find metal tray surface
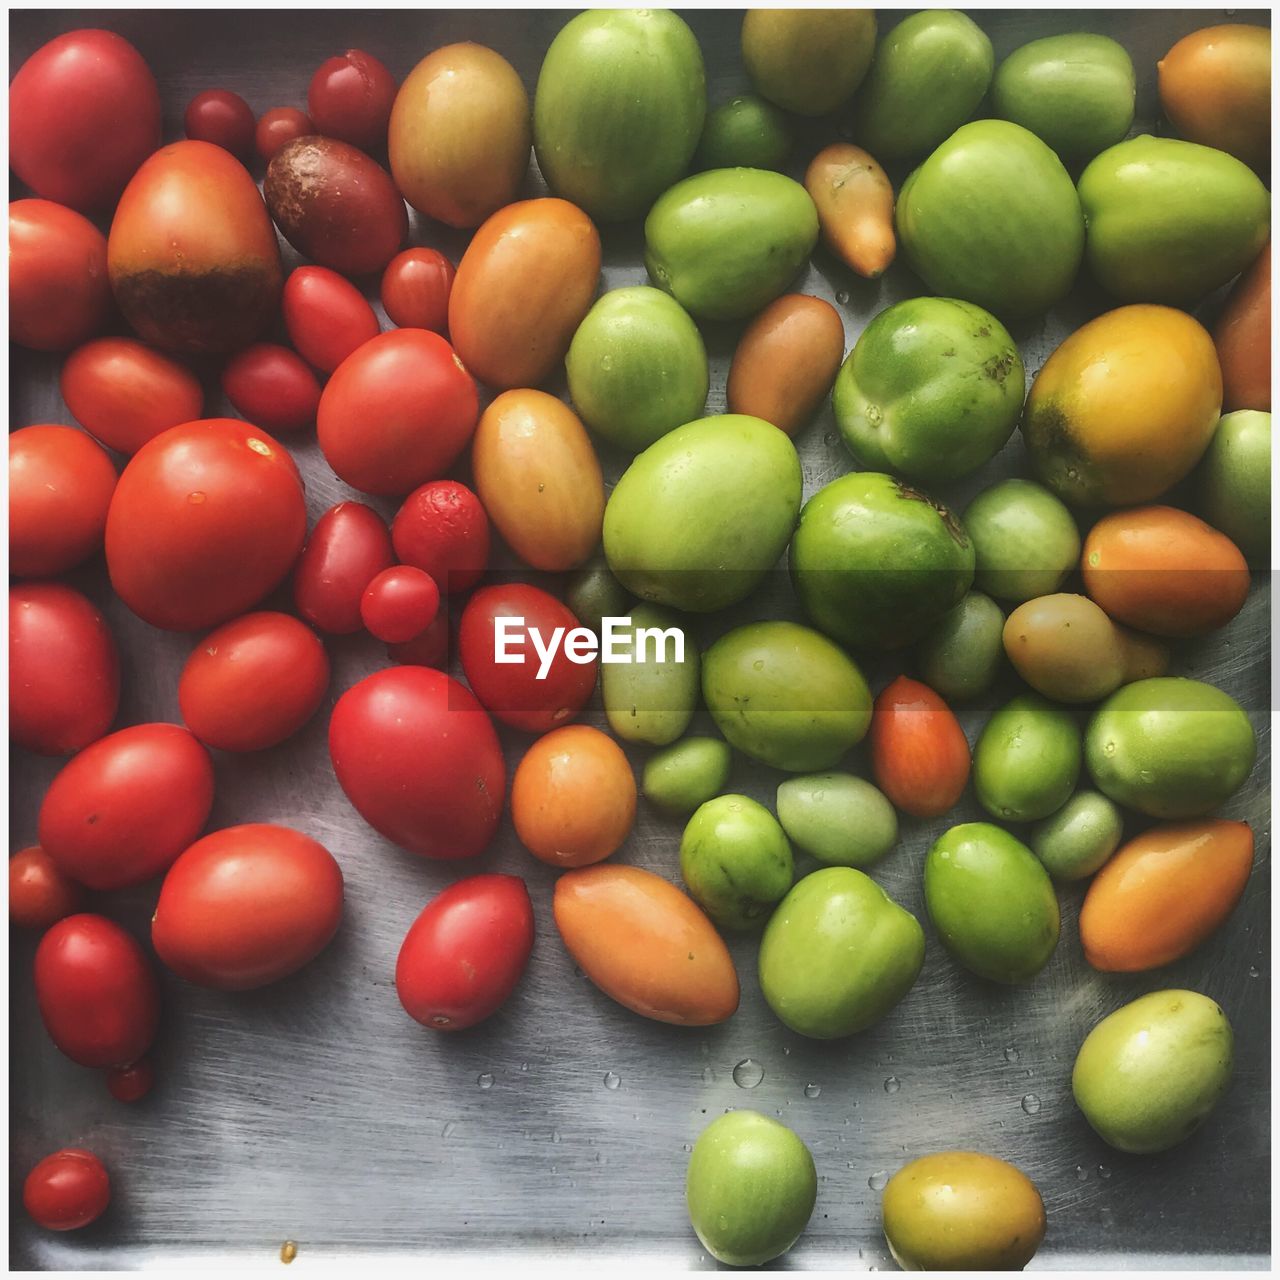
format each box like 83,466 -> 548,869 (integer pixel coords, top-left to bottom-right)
8,8 -> 1271,1271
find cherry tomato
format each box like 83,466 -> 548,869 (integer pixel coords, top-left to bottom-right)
293,501 -> 395,635
9,847 -> 82,930
105,418 -> 307,631
9,29 -> 160,212
255,106 -> 312,163
152,824 -> 344,990
9,425 -> 117,578
183,88 -> 255,160
870,675 -> 971,819
10,582 -> 119,757
221,343 -> 322,433
387,608 -> 450,668
39,723 -> 215,890
282,265 -> 380,373
396,874 -> 535,1031
308,49 -> 397,152
459,583 -> 597,733
105,1056 -> 154,1103
23,1149 -> 110,1232
9,199 -> 110,351
35,914 -> 160,1068
329,666 -> 505,860
380,247 -> 455,333
179,612 -> 330,752
391,479 -> 490,593
360,566 -> 441,644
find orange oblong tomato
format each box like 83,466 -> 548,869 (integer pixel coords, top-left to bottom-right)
1215,241 -> 1270,412
1080,819 -> 1253,972
870,675 -> 970,818
804,143 -> 895,278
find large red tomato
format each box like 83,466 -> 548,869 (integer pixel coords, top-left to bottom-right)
293,501 -> 395,635
152,824 -> 344,990
396,874 -> 535,1031
329,666 -> 505,859
23,1149 -> 111,1231
104,418 -> 307,631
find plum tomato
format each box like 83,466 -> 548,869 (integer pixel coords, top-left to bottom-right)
870,675 -> 972,819
152,824 -> 344,990
23,1148 -> 111,1232
293,501 -> 395,634
387,607 -> 450,668
380,247 -> 455,333
178,611 -> 330,752
184,88 -> 256,160
10,582 -> 120,757
459,583 -> 597,733
9,425 -> 117,578
105,1056 -> 155,1103
396,874 -> 535,1031
255,106 -> 312,163
307,49 -> 398,152
282,265 -> 380,373
391,479 -> 490,593
9,846 -> 83,930
360,566 -> 441,644
38,723 -> 215,890
221,343 -> 322,433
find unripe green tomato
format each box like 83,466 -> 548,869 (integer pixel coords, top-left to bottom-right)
642,737 -> 732,818
564,559 -> 631,634
964,479 -> 1080,604
914,591 -> 1005,703
974,694 -> 1082,823
1029,790 -> 1124,881
696,94 -> 791,170
600,604 -> 699,747
775,772 -> 898,868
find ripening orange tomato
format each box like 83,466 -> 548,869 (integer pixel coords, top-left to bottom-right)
870,676 -> 971,818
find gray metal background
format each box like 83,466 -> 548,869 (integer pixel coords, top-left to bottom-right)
8,8 -> 1271,1270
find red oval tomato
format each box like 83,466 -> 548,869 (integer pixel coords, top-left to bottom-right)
293,501 -> 395,635
870,675 -> 971,819
308,49 -> 397,152
221,342 -> 322,433
9,425 -> 117,577
184,88 -> 255,160
9,199 -> 111,351
9,846 -> 82,930
10,582 -> 120,756
23,1149 -> 111,1232
387,608 -> 450,668
152,824 -> 344,990
105,1057 -> 154,1103
39,723 -> 215,890
360,566 -> 440,644
9,29 -> 160,212
255,106 -> 312,163
380,247 -> 455,333
178,611 -> 330,752
35,914 -> 160,1068
459,583 -> 597,733
391,479 -> 490,593
329,666 -> 505,859
396,874 -> 535,1031
282,265 -> 380,373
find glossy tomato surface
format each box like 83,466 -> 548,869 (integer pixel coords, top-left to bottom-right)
308,48 -> 397,151
183,88 -> 255,160
293,501 -> 395,635
380,247 -> 455,332
221,342 -> 322,433
9,846 -> 83,930
23,1149 -> 111,1232
360,566 -> 440,644
870,676 -> 972,818
391,479 -> 490,594
254,106 -> 312,162
282,265 -> 380,373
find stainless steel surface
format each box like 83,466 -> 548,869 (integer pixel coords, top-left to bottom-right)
8,8 -> 1271,1271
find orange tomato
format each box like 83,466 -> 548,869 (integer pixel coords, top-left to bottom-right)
870,676 -> 970,818
804,143 -> 895,278
1215,242 -> 1270,412
1080,819 -> 1253,972
553,864 -> 739,1026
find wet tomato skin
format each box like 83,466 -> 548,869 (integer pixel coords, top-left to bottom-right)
23,1148 -> 111,1232
9,847 -> 83,930
871,675 -> 972,818
380,247 -> 455,332
255,107 -> 312,162
221,343 -> 322,433
184,89 -> 256,160
361,566 -> 441,644
293,501 -> 395,635
391,479 -> 490,594
308,49 -> 397,152
282,266 -> 380,373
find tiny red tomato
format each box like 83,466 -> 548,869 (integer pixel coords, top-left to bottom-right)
183,89 -> 256,160
221,342 -> 322,433
307,49 -> 397,152
387,608 -> 450,668
391,479 -> 490,593
105,1056 -> 155,1103
282,265 -> 380,373
23,1149 -> 111,1232
870,675 -> 971,818
360,566 -> 440,644
255,106 -> 312,163
293,501 -> 395,635
9,847 -> 82,930
380,247 -> 455,333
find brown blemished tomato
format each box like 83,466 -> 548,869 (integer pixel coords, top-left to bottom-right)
293,501 -> 395,635
9,847 -> 83,930
1215,242 -> 1270,412
282,265 -> 381,374
870,675 -> 971,818
380,247 -> 455,333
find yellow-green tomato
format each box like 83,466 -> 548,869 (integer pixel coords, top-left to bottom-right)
600,604 -> 698,746
775,772 -> 898,868
1029,790 -> 1124,882
964,478 -> 1080,604
915,591 -> 1005,703
974,694 -> 1082,823
741,9 -> 877,117
642,737 -> 732,818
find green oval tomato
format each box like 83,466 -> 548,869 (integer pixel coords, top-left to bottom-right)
1085,677 -> 1256,818
1072,989 -> 1233,1153
642,736 -> 732,817
855,10 -> 993,160
759,866 -> 924,1038
600,604 -> 699,746
564,558 -> 631,635
644,168 -> 819,321
992,34 -> 1135,159
1198,410 -> 1271,563
775,772 -> 898,868
975,694 -> 1082,823
964,478 -> 1081,604
702,621 -> 872,772
1029,790 -> 1124,882
741,8 -> 877,117
696,94 -> 791,171
915,591 -> 1005,703
897,120 -> 1084,318
790,471 -> 974,651
1078,135 -> 1270,304
925,822 -> 1060,984
533,8 -> 705,223
603,414 -> 802,613
833,297 -> 1024,484
686,1110 -> 817,1266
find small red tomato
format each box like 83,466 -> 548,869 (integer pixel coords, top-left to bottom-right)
870,675 -> 971,819
459,584 -> 596,733
183,88 -> 256,160
9,425 -> 117,578
152,824 -> 344,990
105,1057 -> 154,1103
391,479 -> 490,593
10,582 -> 120,757
221,342 -> 322,433
179,611 -> 330,752
9,199 -> 111,351
360,566 -> 441,644
387,608 -> 450,668
282,265 -> 380,373
308,49 -> 397,152
255,106 -> 312,163
396,874 -> 535,1031
35,914 -> 160,1068
293,501 -> 395,634
380,247 -> 455,333
39,723 -> 215,890
9,846 -> 82,930
23,1149 -> 111,1232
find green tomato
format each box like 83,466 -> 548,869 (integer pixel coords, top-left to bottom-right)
964,478 -> 1081,604
696,94 -> 791,170
600,604 -> 699,746
642,736 -> 732,818
775,772 -> 898,868
564,558 -> 631,634
1029,790 -> 1124,882
915,591 -> 1005,703
1198,410 -> 1271,563
974,694 -> 1082,823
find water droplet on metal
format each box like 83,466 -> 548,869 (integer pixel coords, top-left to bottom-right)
1076,1164 -> 1089,1182
804,1082 -> 821,1099
1021,1093 -> 1042,1115
836,291 -> 850,305
884,1076 -> 901,1094
868,1170 -> 888,1191
1249,965 -> 1260,978
552,1130 -> 562,1144
1004,1046 -> 1020,1063
733,1058 -> 765,1088
603,1071 -> 621,1090
701,1065 -> 714,1083
1098,1164 -> 1112,1179
477,1072 -> 494,1090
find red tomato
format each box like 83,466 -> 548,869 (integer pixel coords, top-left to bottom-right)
178,611 -> 330,752
391,479 -> 490,593
255,106 -> 312,163
60,337 -> 205,454
9,29 -> 160,212
870,675 -> 971,819
282,265 -> 380,373
105,1057 -> 154,1103
23,1149 -> 111,1232
105,418 -> 307,631
35,914 -> 160,1068
329,666 -> 505,859
396,874 -> 535,1031
380,247 -> 455,333
183,88 -> 256,160
459,584 -> 597,733
387,608 -> 450,668
308,49 -> 397,152
9,847 -> 82,930
9,199 -> 111,351
39,723 -> 215,890
221,343 -> 322,433
10,582 -> 120,756
293,501 -> 395,634
9,425 -> 117,577
360,566 -> 440,644
152,824 -> 344,990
